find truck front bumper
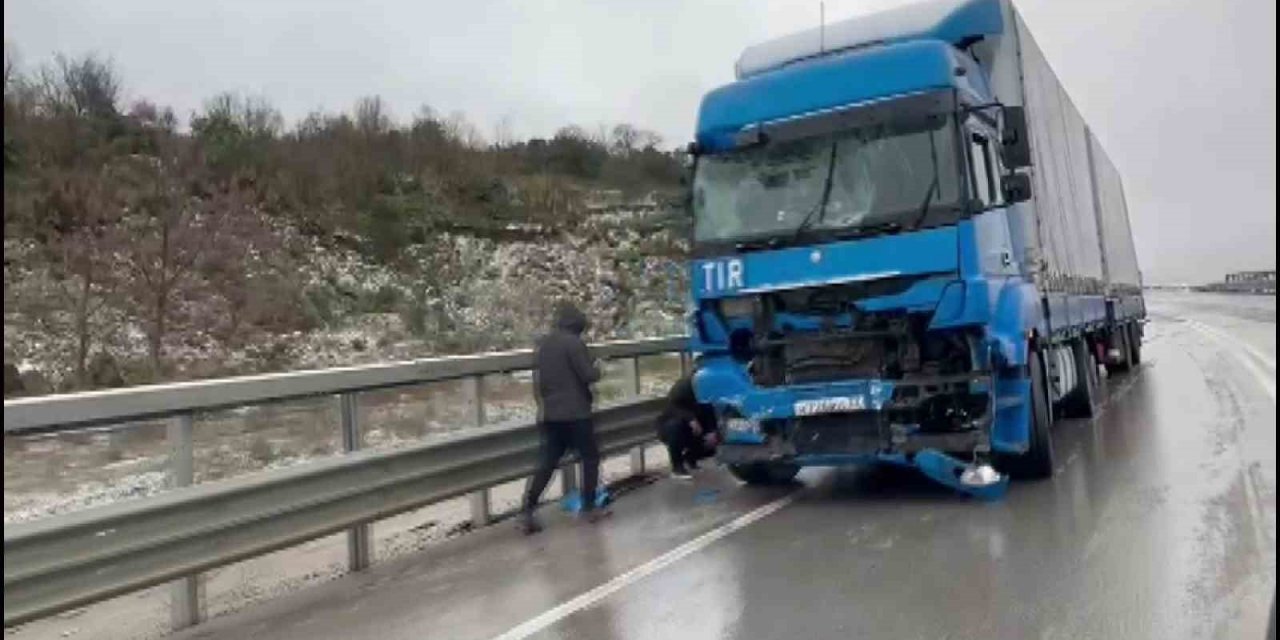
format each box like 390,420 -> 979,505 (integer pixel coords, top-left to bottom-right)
711,371 -> 994,458
705,370 -> 1008,499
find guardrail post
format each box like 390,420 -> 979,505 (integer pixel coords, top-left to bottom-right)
625,356 -> 646,475
340,393 -> 371,571
629,445 -> 647,475
466,376 -> 491,526
166,412 -> 204,629
560,461 -> 580,498
626,356 -> 642,396
466,374 -> 487,427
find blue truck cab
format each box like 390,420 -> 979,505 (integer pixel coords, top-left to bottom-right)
686,0 -> 1145,491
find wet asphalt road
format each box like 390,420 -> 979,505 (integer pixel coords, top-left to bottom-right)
175,292 -> 1276,640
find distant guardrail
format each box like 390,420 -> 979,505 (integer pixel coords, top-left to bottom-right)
3,336 -> 688,630
3,336 -> 687,435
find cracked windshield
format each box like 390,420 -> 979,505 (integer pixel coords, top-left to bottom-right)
694,117 -> 960,244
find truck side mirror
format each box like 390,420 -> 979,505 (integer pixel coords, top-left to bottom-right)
681,151 -> 699,215
1001,172 -> 1032,203
1001,106 -> 1031,169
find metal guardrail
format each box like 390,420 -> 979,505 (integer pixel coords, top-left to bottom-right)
3,399 -> 665,628
3,335 -> 689,629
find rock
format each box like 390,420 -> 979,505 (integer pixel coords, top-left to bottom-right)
88,353 -> 125,388
4,362 -> 23,396
19,368 -> 53,396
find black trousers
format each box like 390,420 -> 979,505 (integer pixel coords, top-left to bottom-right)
657,417 -> 715,470
523,419 -> 601,513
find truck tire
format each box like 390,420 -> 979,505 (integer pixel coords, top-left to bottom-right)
998,350 -> 1055,479
728,462 -> 800,485
1105,326 -> 1133,376
1128,323 -> 1142,366
1062,338 -> 1100,419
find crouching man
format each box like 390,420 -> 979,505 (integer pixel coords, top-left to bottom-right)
655,373 -> 719,479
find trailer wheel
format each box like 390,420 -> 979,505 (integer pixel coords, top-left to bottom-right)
999,350 -> 1056,479
1062,338 -> 1100,419
1128,323 -> 1142,366
728,462 -> 800,485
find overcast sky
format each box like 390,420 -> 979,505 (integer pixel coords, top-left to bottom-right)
4,0 -> 1275,284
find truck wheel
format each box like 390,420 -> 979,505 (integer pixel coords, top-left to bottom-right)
998,350 -> 1055,479
1128,323 -> 1142,366
728,462 -> 800,485
1105,326 -> 1133,376
1062,338 -> 1100,419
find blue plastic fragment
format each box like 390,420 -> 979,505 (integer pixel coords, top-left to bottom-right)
913,449 -> 1008,501
693,489 -> 721,505
560,488 -> 613,513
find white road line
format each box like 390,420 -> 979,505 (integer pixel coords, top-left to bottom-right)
1185,320 -> 1277,403
1181,317 -> 1277,555
490,492 -> 798,640
1186,319 -> 1277,372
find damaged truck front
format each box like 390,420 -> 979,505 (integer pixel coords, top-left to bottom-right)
685,0 -> 1145,494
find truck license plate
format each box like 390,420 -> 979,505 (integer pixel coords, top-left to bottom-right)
793,396 -> 866,416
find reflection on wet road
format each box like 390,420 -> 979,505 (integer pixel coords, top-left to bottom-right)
174,292 -> 1276,640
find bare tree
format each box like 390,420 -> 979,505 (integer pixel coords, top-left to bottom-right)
610,123 -> 662,156
114,141 -> 214,378
492,115 -> 515,150
200,183 -> 291,347
3,42 -> 19,93
443,111 -> 485,149
55,175 -> 115,386
610,123 -> 639,157
354,95 -> 392,137
38,54 -> 121,121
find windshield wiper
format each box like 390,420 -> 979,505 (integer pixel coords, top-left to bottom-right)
910,128 -> 942,229
733,237 -> 781,253
789,140 -> 841,244
828,221 -> 903,241
911,173 -> 939,230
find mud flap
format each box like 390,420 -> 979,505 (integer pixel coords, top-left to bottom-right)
913,449 -> 1008,501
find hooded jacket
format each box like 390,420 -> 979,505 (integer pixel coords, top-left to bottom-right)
656,374 -> 717,437
534,303 -> 601,422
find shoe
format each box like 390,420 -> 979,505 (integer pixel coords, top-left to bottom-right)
584,507 -> 613,524
518,512 -> 543,535
672,468 -> 693,481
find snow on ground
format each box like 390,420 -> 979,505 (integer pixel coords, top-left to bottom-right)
5,205 -> 686,395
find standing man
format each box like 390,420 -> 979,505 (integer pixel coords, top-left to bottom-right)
520,301 -> 611,534
655,373 -> 719,479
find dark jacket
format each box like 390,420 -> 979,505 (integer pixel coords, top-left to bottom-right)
656,375 -> 717,436
534,303 -> 601,422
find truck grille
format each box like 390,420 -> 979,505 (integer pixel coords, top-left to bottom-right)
791,413 -> 885,455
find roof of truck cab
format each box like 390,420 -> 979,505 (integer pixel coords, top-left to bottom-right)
736,0 -> 1004,80
696,38 -> 991,153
